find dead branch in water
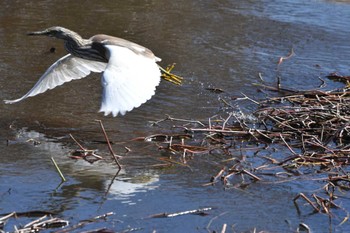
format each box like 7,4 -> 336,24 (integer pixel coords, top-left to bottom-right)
143,78 -> 350,218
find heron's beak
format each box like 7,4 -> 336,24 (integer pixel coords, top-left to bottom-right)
27,30 -> 50,36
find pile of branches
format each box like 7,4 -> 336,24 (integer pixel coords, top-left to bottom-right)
145,84 -> 350,219
150,85 -> 350,170
255,86 -> 350,169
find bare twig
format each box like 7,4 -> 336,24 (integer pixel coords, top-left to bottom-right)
96,120 -> 122,170
51,157 -> 66,182
149,207 -> 213,218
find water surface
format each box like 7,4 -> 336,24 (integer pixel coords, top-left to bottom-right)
1,0 -> 350,232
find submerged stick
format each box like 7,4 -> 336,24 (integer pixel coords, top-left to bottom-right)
206,211 -> 229,232
51,157 -> 66,182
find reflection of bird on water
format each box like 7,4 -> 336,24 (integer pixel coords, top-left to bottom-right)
4,26 -> 182,116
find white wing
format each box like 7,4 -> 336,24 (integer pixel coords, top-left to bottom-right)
4,54 -> 107,104
99,45 -> 161,116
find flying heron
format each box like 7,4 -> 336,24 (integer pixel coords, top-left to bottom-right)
4,26 -> 181,116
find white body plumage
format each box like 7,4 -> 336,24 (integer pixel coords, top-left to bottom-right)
100,45 -> 161,116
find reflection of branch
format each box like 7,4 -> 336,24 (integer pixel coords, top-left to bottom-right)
104,169 -> 121,198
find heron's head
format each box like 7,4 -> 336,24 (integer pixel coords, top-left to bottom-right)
27,26 -> 79,40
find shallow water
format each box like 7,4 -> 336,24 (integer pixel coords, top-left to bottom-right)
1,0 -> 350,232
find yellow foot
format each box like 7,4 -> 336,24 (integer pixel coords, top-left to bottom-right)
159,63 -> 183,85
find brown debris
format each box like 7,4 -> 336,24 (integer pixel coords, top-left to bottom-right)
144,80 -> 350,219
0,211 -> 68,233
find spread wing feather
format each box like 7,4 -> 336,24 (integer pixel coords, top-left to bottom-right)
4,54 -> 107,104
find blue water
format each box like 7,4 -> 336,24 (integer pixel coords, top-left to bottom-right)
1,0 -> 350,232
